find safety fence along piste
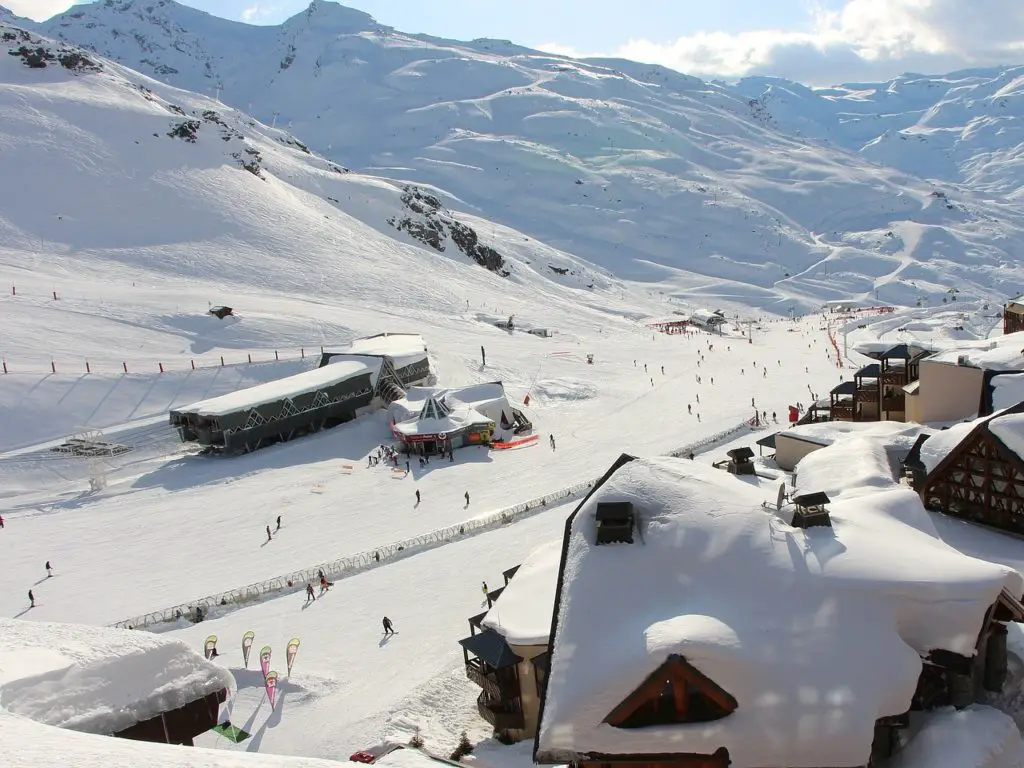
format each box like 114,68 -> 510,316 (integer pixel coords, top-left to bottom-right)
112,420 -> 755,629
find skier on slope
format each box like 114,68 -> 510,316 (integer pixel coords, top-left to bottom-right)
276,515 -> 282,531
319,575 -> 331,594
305,583 -> 316,603
266,525 -> 272,542
45,561 -> 52,578
465,491 -> 470,506
28,590 -> 34,608
382,616 -> 395,635
415,489 -> 421,504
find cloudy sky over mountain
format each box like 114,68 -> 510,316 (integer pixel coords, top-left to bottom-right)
7,0 -> 1024,84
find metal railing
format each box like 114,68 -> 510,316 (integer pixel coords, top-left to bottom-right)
112,420 -> 755,629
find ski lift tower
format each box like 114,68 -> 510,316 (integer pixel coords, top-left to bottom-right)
742,318 -> 756,344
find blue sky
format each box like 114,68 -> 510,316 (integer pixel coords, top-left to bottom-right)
8,0 -> 1024,83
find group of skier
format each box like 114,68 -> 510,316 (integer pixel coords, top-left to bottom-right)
26,560 -> 53,608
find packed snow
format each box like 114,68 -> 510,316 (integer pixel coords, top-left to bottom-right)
0,711 -> 345,768
0,619 -> 234,735
537,457 -> 1022,768
481,540 -> 561,646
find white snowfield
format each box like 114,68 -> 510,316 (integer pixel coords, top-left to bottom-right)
0,711 -> 345,768
537,457 -> 1023,768
176,358 -> 380,418
0,618 -> 234,735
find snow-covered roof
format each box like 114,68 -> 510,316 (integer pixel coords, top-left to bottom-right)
347,333 -> 427,368
0,619 -> 235,736
888,706 -> 1024,768
793,423 -> 924,498
989,411 -> 1024,462
925,333 -> 1024,372
175,359 -> 380,418
0,711 -> 341,768
690,309 -> 724,324
919,403 -> 1024,474
393,403 -> 493,437
482,540 -> 561,646
991,372 -> 1024,413
783,419 -> 922,449
537,457 -> 1022,768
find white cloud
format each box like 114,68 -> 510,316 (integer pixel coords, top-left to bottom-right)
240,3 -> 285,23
3,0 -> 74,21
544,0 -> 1024,85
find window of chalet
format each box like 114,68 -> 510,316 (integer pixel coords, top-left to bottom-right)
604,654 -> 737,729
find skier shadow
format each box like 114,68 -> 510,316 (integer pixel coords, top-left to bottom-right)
379,634 -> 394,648
12,606 -> 33,618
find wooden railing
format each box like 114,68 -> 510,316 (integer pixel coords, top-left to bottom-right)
477,692 -> 525,731
466,661 -> 502,699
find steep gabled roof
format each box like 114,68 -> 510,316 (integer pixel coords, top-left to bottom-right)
534,457 -> 1021,768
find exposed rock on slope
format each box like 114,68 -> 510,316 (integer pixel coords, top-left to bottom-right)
388,186 -> 509,277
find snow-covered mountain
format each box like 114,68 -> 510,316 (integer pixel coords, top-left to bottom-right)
31,1 -> 1024,308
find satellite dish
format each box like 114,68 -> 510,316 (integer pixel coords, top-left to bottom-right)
776,482 -> 787,511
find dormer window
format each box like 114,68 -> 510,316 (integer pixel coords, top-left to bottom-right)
595,501 -> 635,545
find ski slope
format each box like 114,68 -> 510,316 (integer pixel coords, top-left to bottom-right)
0,314 -> 844,626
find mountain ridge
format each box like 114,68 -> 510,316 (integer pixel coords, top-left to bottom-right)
21,0 -> 1024,308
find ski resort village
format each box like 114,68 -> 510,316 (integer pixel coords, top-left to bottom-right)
9,2 -> 1024,768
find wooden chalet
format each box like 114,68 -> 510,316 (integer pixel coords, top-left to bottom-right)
114,688 -> 227,746
1005,296 -> 1024,336
458,555 -> 556,742
845,345 -> 929,423
919,401 -> 1024,535
534,454 -> 1024,768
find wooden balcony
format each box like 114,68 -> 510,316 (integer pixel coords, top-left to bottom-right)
466,660 -> 501,699
882,395 -> 905,412
831,404 -> 854,420
477,692 -> 525,731
879,370 -> 907,385
855,387 -> 879,403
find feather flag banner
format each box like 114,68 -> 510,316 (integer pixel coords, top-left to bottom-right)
242,631 -> 255,668
259,646 -> 272,679
286,638 -> 300,677
264,671 -> 279,710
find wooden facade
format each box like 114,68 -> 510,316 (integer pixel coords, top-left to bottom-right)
113,688 -> 227,746
919,406 -> 1024,535
1005,299 -> 1024,336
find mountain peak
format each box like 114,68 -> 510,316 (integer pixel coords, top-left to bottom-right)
288,1 -> 380,31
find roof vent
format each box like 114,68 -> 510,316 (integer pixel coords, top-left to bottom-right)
957,355 -> 969,366
595,501 -> 635,545
726,446 -> 756,475
790,491 -> 832,529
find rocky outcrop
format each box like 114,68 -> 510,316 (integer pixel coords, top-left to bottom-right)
3,27 -> 101,72
165,108 -> 263,178
387,186 -> 509,277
